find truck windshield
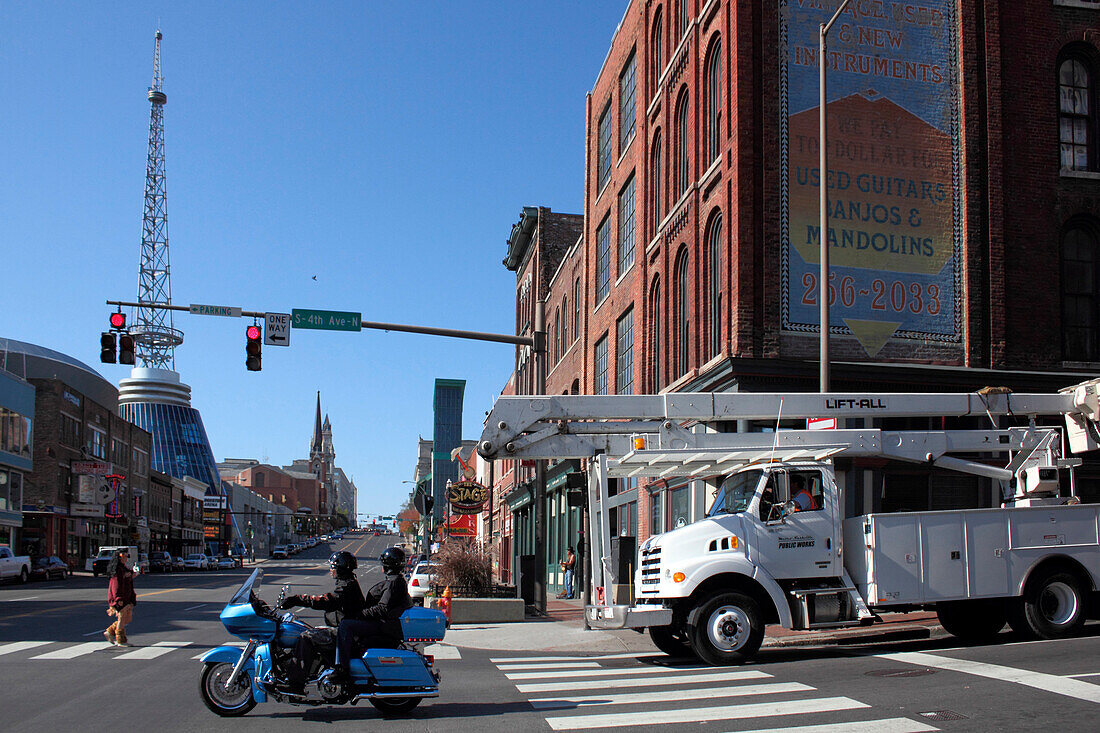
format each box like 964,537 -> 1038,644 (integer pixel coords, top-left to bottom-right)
707,470 -> 763,517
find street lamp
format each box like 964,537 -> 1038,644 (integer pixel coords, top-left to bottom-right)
819,0 -> 851,392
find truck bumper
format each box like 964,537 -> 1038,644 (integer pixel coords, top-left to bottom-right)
585,604 -> 672,630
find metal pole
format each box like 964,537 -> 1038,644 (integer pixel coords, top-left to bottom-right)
533,299 -> 547,613
819,0 -> 850,393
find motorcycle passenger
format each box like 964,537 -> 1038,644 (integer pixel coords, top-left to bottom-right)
334,547 -> 412,681
279,551 -> 365,694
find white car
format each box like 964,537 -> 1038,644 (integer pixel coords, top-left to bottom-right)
407,562 -> 437,605
272,545 -> 288,559
216,556 -> 236,570
183,553 -> 209,571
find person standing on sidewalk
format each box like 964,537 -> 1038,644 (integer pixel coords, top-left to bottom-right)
561,547 -> 576,599
104,549 -> 138,647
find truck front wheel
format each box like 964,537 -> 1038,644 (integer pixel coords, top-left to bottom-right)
689,592 -> 763,666
1008,570 -> 1086,639
936,599 -> 1006,641
649,623 -> 693,658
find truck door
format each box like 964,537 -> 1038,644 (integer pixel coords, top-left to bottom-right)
750,468 -> 836,579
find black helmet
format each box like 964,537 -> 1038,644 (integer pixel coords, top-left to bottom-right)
329,551 -> 357,577
379,546 -> 406,574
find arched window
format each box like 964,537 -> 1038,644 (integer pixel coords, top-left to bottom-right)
707,213 -> 723,359
677,0 -> 689,39
652,9 -> 664,92
675,249 -> 690,377
1060,54 -> 1096,171
571,379 -> 580,395
650,278 -> 662,391
561,296 -> 568,351
651,131 -> 663,235
1063,221 -> 1100,360
706,38 -> 722,164
573,278 -> 581,342
675,90 -> 690,199
554,307 -> 561,362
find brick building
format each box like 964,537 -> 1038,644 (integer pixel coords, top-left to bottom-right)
489,1 -> 1100,574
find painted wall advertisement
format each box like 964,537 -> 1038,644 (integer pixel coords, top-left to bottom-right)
780,0 -> 961,357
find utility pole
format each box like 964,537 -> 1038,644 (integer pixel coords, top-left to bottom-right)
532,300 -> 547,613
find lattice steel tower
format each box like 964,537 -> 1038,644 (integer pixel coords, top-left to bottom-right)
132,29 -> 183,369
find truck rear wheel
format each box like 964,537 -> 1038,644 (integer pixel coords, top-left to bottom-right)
936,599 -> 1005,641
649,624 -> 693,658
689,592 -> 763,666
1008,570 -> 1086,639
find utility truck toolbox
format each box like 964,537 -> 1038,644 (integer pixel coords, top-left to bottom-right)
400,606 -> 447,641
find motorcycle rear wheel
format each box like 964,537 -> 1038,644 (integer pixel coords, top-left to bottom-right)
199,662 -> 257,717
369,697 -> 422,715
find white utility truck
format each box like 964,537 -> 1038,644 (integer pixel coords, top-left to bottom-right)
478,381 -> 1100,665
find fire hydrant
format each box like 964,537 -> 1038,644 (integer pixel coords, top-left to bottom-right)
440,587 -> 453,626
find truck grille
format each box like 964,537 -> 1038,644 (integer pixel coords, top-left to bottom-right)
640,546 -> 661,591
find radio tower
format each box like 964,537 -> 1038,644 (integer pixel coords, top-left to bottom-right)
132,29 -> 183,369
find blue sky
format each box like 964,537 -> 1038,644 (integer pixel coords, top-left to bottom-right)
1,1 -> 629,521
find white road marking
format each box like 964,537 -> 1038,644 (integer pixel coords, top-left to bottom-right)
0,641 -> 51,656
84,629 -> 109,636
530,681 -> 814,709
490,652 -> 652,663
184,604 -> 206,611
115,641 -> 192,660
0,596 -> 39,602
424,643 -> 461,659
31,641 -> 114,659
1068,672 -> 1100,679
505,664 -> 711,680
879,651 -> 1100,704
725,718 -> 938,733
496,661 -> 603,671
544,696 -> 868,730
516,669 -> 771,694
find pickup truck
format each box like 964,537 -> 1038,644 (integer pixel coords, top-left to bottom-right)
0,545 -> 31,584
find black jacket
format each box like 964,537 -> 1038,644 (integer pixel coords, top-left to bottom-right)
362,571 -> 412,638
302,576 -> 366,625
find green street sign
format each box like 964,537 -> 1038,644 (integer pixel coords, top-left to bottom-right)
291,309 -> 362,332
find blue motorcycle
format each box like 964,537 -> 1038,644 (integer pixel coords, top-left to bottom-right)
198,569 -> 446,717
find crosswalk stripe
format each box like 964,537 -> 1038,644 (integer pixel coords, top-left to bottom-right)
497,662 -> 603,671
505,665 -> 711,680
544,695 -> 869,730
530,681 -> 815,709
490,652 -> 651,663
31,641 -> 113,660
0,641 -> 51,656
115,641 -> 192,660
725,718 -> 939,733
516,669 -> 771,694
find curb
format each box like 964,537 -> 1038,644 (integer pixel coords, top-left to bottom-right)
763,624 -> 941,649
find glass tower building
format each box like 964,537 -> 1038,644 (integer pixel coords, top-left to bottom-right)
431,379 -> 465,525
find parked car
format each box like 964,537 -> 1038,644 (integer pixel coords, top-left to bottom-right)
171,556 -> 186,571
271,545 -> 288,559
407,562 -> 437,605
183,553 -> 209,571
148,551 -> 173,572
30,555 -> 69,581
91,546 -> 139,577
215,556 -> 236,570
0,545 -> 31,584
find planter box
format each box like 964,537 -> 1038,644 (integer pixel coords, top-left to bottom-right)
448,597 -> 526,624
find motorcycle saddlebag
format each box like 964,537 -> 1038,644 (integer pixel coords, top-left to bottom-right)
399,606 -> 446,641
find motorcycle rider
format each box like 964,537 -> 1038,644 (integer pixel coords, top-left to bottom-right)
333,546 -> 413,681
279,550 -> 365,694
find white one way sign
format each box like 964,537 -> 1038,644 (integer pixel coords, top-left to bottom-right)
265,313 -> 291,346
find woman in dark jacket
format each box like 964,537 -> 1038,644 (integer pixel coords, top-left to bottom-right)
105,549 -> 137,646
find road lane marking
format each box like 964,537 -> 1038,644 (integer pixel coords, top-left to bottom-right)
31,641 -> 113,659
0,579 -> 238,621
543,696 -> 868,730
490,652 -> 655,663
1068,672 -> 1100,679
505,665 -> 711,680
515,669 -> 771,694
184,604 -> 206,611
116,641 -> 192,660
878,651 -> 1100,704
0,641 -> 51,656
496,662 -> 604,671
0,596 -> 39,602
530,682 -> 815,709
727,719 -> 938,733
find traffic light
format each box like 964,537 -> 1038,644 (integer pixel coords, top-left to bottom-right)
100,332 -> 116,363
109,312 -> 126,330
118,334 -> 135,365
245,324 -> 262,371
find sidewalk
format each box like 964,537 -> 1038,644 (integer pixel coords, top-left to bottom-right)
441,597 -> 944,654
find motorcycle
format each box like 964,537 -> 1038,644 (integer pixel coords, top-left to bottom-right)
198,568 -> 446,717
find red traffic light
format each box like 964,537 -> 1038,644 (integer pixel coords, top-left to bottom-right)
109,312 -> 126,330
246,325 -> 261,341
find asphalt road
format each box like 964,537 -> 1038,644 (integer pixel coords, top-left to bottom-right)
2,535 -> 1099,732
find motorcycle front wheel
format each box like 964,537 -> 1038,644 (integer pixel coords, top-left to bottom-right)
369,697 -> 422,715
199,661 -> 257,717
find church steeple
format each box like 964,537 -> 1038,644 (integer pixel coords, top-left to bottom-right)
311,391 -> 323,455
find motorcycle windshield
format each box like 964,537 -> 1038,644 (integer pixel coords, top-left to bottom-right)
228,568 -> 263,606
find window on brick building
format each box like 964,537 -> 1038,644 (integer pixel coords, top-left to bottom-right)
706,37 -> 722,164
554,307 -> 562,363
650,278 -> 662,391
1059,54 -> 1096,171
598,102 -> 613,192
60,413 -> 80,448
562,295 -> 568,349
87,426 -> 106,460
620,50 -> 637,154
651,132 -> 663,236
707,213 -> 723,360
652,9 -> 663,92
618,174 -> 636,276
594,334 -> 609,395
678,0 -> 689,39
617,306 -> 635,395
596,215 -> 612,303
675,89 -> 690,199
1063,221 -> 1100,360
573,278 -> 581,340
675,248 -> 690,377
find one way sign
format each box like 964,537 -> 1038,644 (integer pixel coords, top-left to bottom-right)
265,313 -> 291,347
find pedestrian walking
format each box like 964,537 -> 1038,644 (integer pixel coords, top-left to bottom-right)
559,547 -> 576,599
104,549 -> 138,647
